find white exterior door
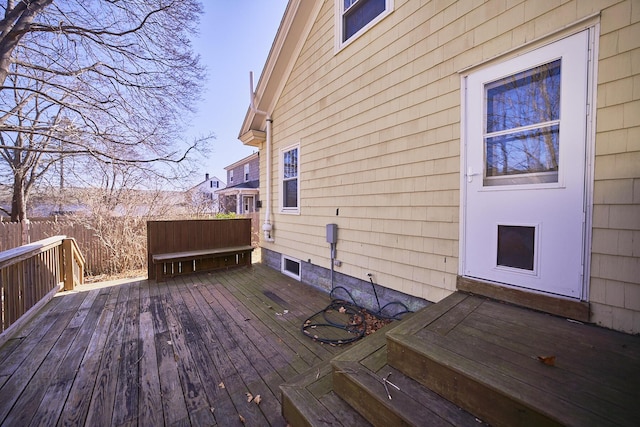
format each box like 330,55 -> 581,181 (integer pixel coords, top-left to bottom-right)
244,196 -> 254,213
463,31 -> 590,299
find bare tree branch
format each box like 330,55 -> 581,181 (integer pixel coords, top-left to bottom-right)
0,0 -> 209,220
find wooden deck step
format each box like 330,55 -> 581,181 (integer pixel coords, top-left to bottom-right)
281,313 -> 478,427
386,293 -> 640,427
281,361 -> 371,427
332,361 -> 481,427
331,314 -> 480,427
280,316 -> 404,426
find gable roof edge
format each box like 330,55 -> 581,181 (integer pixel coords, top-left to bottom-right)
239,0 -> 323,140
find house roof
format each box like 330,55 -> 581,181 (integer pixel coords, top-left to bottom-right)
224,152 -> 259,171
215,180 -> 259,195
238,0 -> 323,144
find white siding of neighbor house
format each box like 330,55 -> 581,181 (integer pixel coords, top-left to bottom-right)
258,0 -> 640,333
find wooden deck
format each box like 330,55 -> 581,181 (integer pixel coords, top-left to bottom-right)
0,264 -> 347,426
3,262 -> 640,426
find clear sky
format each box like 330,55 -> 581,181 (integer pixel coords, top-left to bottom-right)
185,1 -> 289,187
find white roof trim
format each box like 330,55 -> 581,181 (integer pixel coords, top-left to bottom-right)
239,0 -> 323,139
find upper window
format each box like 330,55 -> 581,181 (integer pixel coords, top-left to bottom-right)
244,164 -> 250,181
336,0 -> 393,49
229,170 -> 234,183
280,143 -> 299,213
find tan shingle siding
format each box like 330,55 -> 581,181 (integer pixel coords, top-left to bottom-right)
258,0 -> 639,332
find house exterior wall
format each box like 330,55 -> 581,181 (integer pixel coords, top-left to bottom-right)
190,175 -> 225,213
259,0 -> 640,333
193,176 -> 224,195
227,155 -> 260,185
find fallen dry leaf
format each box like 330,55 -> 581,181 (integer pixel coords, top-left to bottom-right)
537,355 -> 556,366
239,414 -> 246,424
339,306 -> 347,314
246,392 -> 254,403
218,382 -> 225,389
254,395 -> 262,405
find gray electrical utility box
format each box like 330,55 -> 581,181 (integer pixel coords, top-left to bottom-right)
326,223 -> 338,244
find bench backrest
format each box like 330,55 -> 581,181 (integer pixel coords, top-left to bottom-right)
146,218 -> 252,279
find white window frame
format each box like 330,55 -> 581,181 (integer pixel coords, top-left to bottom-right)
229,170 -> 234,183
280,142 -> 300,214
334,0 -> 394,52
281,255 -> 301,280
244,164 -> 250,182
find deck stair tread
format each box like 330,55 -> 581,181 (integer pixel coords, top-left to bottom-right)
330,312 -> 481,427
282,292 -> 640,427
281,360 -> 372,427
332,360 -> 482,426
281,311 -> 478,427
387,293 -> 640,427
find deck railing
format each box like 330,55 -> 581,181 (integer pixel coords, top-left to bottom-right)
0,235 -> 85,338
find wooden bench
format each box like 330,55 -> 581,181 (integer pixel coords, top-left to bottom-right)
152,245 -> 254,282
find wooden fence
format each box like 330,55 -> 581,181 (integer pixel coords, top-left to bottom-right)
0,236 -> 85,343
0,221 -> 111,275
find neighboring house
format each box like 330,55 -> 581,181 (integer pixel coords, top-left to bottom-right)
189,173 -> 225,213
216,152 -> 260,214
239,0 -> 640,334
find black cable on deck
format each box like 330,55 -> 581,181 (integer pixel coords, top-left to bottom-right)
301,281 -> 412,345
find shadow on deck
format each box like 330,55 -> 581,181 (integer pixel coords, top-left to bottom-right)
0,263 -> 349,426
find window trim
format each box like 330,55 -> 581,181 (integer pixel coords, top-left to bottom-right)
280,142 -> 300,214
281,255 -> 301,280
334,0 -> 394,52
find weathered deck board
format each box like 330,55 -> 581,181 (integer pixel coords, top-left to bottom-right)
191,277 -> 280,426
0,291 -> 85,423
85,282 -> 132,426
58,286 -> 119,426
30,289 -> 107,426
0,263 -> 347,426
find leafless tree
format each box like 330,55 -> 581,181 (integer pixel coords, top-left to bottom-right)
0,0 -> 210,221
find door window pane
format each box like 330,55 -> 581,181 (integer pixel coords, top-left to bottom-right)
497,225 -> 535,271
485,125 -> 559,185
484,60 -> 561,186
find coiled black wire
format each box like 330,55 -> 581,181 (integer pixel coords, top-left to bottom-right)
301,284 -> 413,345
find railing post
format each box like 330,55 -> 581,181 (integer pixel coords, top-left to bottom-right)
62,238 -> 74,291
